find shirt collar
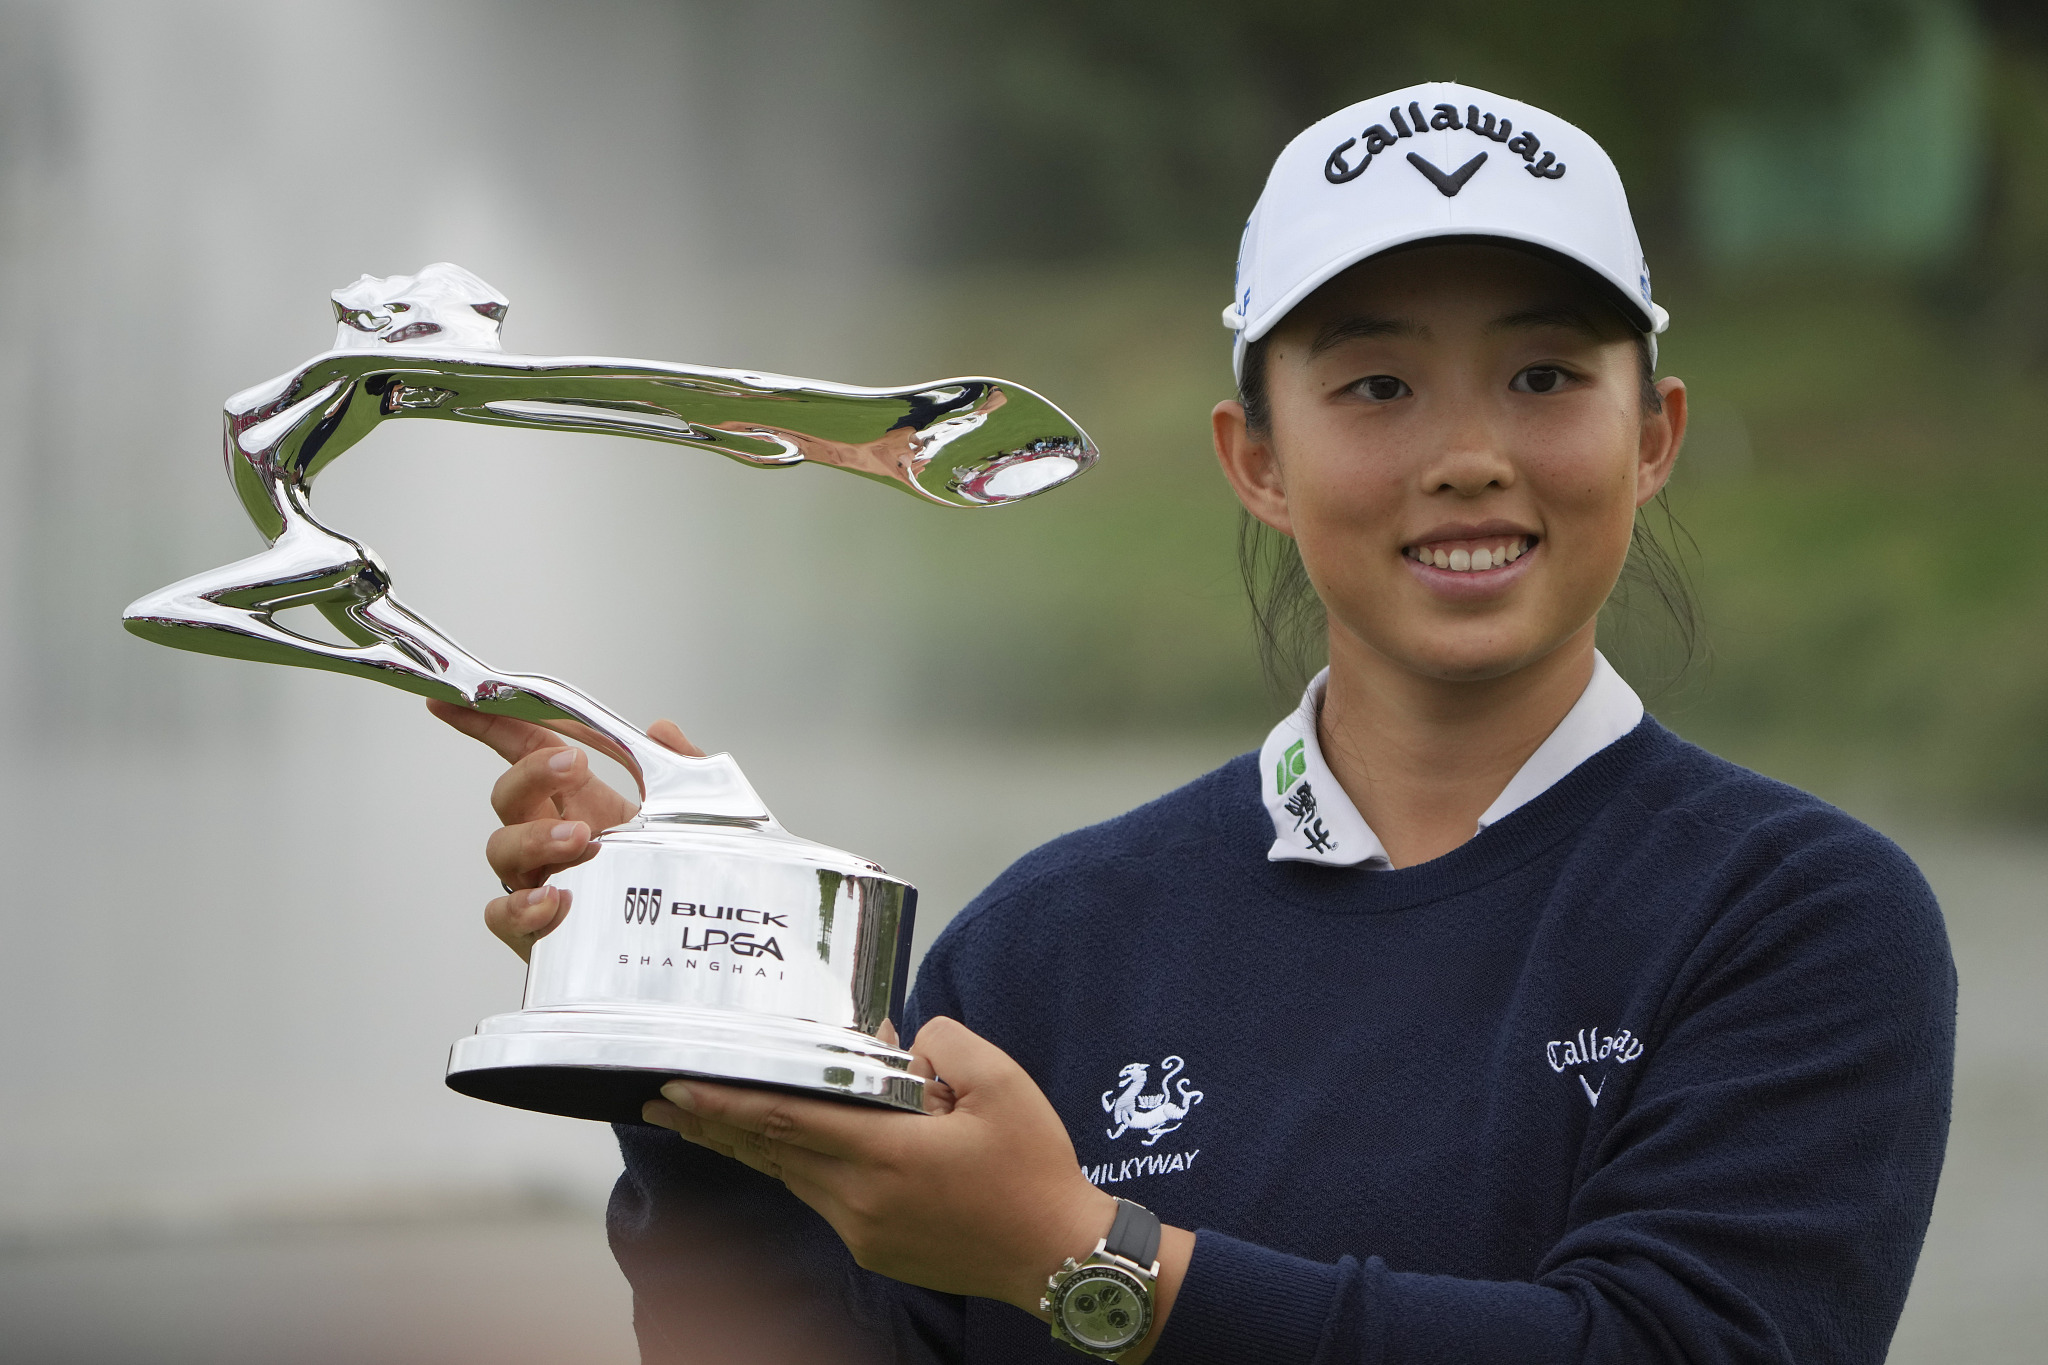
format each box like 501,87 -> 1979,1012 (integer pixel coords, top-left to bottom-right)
1259,651 -> 1645,868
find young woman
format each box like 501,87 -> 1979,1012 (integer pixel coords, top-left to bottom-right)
434,83 -> 1953,1364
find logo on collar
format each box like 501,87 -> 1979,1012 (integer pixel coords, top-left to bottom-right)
1325,101 -> 1567,188
1281,779 -> 1337,854
1274,736 -> 1338,854
1274,738 -> 1306,794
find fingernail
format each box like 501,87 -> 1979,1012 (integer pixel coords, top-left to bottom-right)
550,821 -> 578,842
548,749 -> 576,773
522,887 -> 551,910
661,1080 -> 697,1111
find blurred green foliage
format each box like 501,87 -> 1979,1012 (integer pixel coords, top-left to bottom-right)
910,0 -> 1925,262
1973,47 -> 2048,362
899,260 -> 2048,817
887,2 -> 2048,822
1644,272 -> 2048,819
898,260 -> 1260,731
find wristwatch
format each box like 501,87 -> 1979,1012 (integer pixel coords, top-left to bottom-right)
1041,1198 -> 1161,1359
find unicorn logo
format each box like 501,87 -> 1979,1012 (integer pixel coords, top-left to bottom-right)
1101,1056 -> 1204,1146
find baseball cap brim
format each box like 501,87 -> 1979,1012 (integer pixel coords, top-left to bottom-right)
1227,225 -> 1668,343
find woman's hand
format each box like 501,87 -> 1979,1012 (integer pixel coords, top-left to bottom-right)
646,1017 -> 1196,1358
645,1016 -> 1117,1309
425,700 -> 702,961
434,705 -> 1196,1350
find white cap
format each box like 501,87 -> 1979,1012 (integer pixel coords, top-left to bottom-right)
1225,82 -> 1668,379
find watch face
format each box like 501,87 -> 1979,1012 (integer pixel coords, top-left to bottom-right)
1053,1264 -> 1151,1352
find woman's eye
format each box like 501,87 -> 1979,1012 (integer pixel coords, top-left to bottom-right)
1512,366 -> 1570,394
1354,375 -> 1409,402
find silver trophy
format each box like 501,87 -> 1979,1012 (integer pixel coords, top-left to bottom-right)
123,263 -> 1096,1122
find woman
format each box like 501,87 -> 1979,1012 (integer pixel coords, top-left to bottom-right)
435,83 -> 1952,1364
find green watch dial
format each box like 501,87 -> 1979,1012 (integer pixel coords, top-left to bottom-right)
1053,1263 -> 1152,1352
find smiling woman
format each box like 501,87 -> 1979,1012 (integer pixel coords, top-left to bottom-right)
1233,249 -> 1691,701
442,80 -> 1954,1365
1214,242 -> 1686,866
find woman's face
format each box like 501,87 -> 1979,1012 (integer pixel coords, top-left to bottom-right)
1215,243 -> 1686,684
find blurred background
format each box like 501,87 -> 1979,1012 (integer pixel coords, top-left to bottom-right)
1,0 -> 2043,1361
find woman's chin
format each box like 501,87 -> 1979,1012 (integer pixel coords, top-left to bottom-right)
1405,648 -> 1551,685
1334,612 -> 1580,686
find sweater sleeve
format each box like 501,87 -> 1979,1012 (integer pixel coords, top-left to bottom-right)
604,969 -> 973,1364
1154,832 -> 1957,1365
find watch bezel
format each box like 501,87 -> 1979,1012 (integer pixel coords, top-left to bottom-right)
1046,1252 -> 1155,1357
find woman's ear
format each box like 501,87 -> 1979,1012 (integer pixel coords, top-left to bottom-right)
1635,376 -> 1688,508
1213,400 -> 1293,535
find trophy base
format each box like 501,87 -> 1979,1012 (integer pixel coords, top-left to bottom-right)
446,1003 -> 926,1123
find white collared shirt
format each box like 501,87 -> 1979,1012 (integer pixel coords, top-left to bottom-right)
1259,651 -> 1645,867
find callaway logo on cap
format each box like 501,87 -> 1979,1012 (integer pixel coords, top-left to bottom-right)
1225,81 -> 1668,378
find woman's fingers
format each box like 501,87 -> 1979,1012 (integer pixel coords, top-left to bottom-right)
490,742 -> 576,824
920,1075 -> 960,1115
656,1079 -> 885,1164
487,817 -> 595,891
484,884 -> 572,961
434,699 -> 631,828
435,701 -> 701,831
435,700 -> 713,965
643,1098 -> 749,1163
427,699 -> 563,765
431,699 -> 706,766
648,718 -> 705,758
641,1092 -> 846,1194
489,741 -> 637,830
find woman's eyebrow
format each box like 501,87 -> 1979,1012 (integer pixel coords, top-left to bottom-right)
1491,303 -> 1604,338
1309,314 -> 1421,356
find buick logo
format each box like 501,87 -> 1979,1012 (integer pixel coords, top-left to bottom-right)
622,886 -> 663,925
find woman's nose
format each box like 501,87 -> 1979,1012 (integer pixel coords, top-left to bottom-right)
1424,430 -> 1516,496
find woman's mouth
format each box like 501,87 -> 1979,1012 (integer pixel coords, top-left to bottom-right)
1403,536 -> 1534,573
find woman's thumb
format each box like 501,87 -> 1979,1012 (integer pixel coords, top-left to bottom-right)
908,1016 -> 1014,1096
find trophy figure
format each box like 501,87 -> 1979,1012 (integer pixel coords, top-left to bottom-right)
123,263 -> 1096,1122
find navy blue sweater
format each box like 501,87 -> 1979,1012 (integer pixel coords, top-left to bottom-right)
609,718 -> 1955,1363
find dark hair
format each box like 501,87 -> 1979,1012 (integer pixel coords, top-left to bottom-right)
1235,329 -> 1702,697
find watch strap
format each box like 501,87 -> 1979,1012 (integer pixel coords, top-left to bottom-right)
1103,1198 -> 1161,1270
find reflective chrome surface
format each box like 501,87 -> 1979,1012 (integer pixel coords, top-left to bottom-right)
123,262 -> 1097,816
122,263 -> 1098,1121
448,822 -> 925,1122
